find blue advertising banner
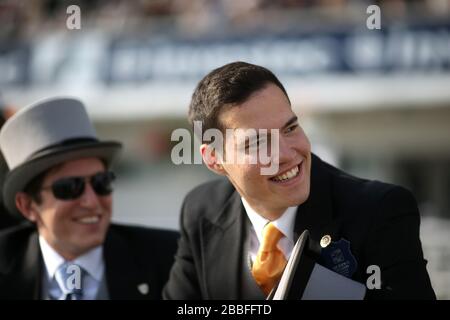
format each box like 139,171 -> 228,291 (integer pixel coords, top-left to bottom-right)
1,22 -> 449,86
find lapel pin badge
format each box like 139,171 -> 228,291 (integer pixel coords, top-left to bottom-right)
320,234 -> 332,248
137,283 -> 149,295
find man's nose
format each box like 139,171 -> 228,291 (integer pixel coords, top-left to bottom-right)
277,137 -> 296,165
79,181 -> 101,209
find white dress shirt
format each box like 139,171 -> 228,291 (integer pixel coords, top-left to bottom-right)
39,236 -> 105,300
241,197 -> 297,263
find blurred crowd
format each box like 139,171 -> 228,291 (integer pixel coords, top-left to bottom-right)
1,0 -> 450,40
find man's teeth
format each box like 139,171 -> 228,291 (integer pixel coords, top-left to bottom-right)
77,216 -> 100,224
272,165 -> 299,182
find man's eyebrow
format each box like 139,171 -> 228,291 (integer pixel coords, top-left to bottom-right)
282,116 -> 298,129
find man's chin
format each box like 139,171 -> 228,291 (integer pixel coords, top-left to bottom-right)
75,229 -> 107,249
280,188 -> 310,207
73,238 -> 104,255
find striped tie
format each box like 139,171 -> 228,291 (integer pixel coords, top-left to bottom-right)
54,262 -> 84,300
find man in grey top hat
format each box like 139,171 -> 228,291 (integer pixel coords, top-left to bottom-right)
0,97 -> 179,300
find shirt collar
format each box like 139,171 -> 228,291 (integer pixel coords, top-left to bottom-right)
39,236 -> 104,282
241,197 -> 297,244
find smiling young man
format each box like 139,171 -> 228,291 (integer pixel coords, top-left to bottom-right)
163,61 -> 435,300
0,98 -> 178,300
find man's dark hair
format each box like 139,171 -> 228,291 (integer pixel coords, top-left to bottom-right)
23,170 -> 48,204
188,61 -> 290,142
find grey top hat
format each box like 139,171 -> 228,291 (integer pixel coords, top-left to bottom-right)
0,97 -> 122,217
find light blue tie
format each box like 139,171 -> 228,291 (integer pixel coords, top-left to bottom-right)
54,262 -> 84,300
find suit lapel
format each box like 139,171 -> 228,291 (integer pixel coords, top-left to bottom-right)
294,155 -> 341,243
10,231 -> 42,299
104,229 -> 155,300
201,192 -> 245,299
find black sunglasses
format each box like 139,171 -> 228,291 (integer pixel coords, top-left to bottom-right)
41,171 -> 115,200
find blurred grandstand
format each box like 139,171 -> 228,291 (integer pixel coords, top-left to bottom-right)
1,0 -> 449,298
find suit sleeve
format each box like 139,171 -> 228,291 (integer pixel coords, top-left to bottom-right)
364,186 -> 436,299
163,199 -> 203,299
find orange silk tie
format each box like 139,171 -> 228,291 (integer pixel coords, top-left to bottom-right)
251,222 -> 287,296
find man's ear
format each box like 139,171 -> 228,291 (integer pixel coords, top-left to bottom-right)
200,144 -> 226,176
15,192 -> 39,222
